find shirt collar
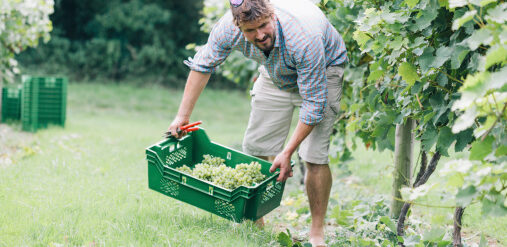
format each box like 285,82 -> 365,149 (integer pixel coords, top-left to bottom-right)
273,15 -> 281,48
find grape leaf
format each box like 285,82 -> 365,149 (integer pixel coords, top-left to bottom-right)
495,145 -> 507,156
389,36 -> 405,50
368,69 -> 384,83
421,126 -> 438,151
418,47 -> 435,73
485,45 -> 507,69
482,194 -> 507,217
456,185 -> 478,206
447,173 -> 465,187
413,47 -> 425,56
487,66 -> 507,91
474,115 -> 497,138
485,2 -> 507,23
422,227 -> 445,242
449,0 -> 469,9
469,136 -> 494,160
411,81 -> 424,94
452,9 -> 477,30
460,71 -> 489,94
424,111 -> 436,124
353,30 -> 371,47
466,29 -> 493,51
380,216 -> 397,233
431,46 -> 453,68
411,2 -> 439,31
452,104 -> 477,132
455,128 -> 474,152
403,235 -> 421,246
399,62 -> 420,86
409,37 -> 426,49
376,126 -> 395,152
429,91 -> 448,124
471,0 -> 497,7
451,45 -> 470,69
405,0 -> 420,8
437,126 -> 454,156
277,230 -> 293,246
382,12 -> 409,24
436,72 -> 448,87
467,53 -> 481,72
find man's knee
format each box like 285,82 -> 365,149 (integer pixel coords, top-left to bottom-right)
305,161 -> 329,172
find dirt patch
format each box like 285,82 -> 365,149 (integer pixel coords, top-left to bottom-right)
461,230 -> 504,247
0,123 -> 33,168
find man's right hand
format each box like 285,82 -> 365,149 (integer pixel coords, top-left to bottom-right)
167,71 -> 211,139
167,116 -> 189,139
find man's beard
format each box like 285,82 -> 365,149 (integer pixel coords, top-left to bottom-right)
254,32 -> 276,52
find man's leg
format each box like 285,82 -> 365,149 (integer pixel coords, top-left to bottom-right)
243,67 -> 295,228
298,65 -> 343,246
305,162 -> 332,246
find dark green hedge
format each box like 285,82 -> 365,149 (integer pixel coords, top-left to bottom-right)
17,0 -> 210,87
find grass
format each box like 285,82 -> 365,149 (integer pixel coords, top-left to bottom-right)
0,81 -> 505,246
0,82 -> 273,246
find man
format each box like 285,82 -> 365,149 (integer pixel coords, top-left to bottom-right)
167,0 -> 347,245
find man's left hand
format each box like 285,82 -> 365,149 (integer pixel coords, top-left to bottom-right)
269,151 -> 293,182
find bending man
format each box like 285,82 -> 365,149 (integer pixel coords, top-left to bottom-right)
168,0 -> 347,245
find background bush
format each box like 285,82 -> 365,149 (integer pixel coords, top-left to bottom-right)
16,0 -> 213,87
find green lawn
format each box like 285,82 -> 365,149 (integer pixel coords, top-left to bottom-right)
0,82 -> 505,246
0,82 -> 274,246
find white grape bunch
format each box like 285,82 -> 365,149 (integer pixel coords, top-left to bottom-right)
202,154 -> 225,167
175,155 -> 266,190
176,165 -> 192,175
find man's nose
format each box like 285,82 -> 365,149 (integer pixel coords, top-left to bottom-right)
255,30 -> 265,40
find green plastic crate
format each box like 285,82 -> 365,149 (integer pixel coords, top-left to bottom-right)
21,76 -> 67,132
146,128 -> 291,222
1,85 -> 22,122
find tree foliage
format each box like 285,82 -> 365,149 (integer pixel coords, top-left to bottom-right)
16,0 -> 205,85
320,0 -> 506,243
0,0 -> 53,83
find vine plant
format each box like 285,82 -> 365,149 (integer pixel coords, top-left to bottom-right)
324,0 -> 506,245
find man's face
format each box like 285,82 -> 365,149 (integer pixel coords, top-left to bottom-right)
239,16 -> 276,52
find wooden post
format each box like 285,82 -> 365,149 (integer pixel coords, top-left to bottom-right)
390,118 -> 414,218
0,80 -> 3,123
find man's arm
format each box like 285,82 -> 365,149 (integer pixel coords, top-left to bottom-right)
169,14 -> 236,137
270,120 -> 314,181
270,37 -> 327,181
168,71 -> 211,138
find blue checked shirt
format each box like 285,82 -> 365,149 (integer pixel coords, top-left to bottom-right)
184,0 -> 348,125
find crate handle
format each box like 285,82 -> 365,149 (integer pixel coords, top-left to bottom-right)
158,137 -> 180,150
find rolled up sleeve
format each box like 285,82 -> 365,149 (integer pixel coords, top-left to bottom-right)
184,17 -> 232,73
297,36 -> 327,126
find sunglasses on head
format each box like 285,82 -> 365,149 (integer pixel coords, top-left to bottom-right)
230,0 -> 244,7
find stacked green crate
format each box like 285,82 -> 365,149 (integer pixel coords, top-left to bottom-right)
21,76 -> 68,132
1,85 -> 22,122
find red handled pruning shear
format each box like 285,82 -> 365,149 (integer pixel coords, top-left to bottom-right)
164,121 -> 202,138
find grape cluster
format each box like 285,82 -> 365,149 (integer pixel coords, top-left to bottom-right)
175,155 -> 266,190
176,165 -> 192,175
202,154 -> 225,167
